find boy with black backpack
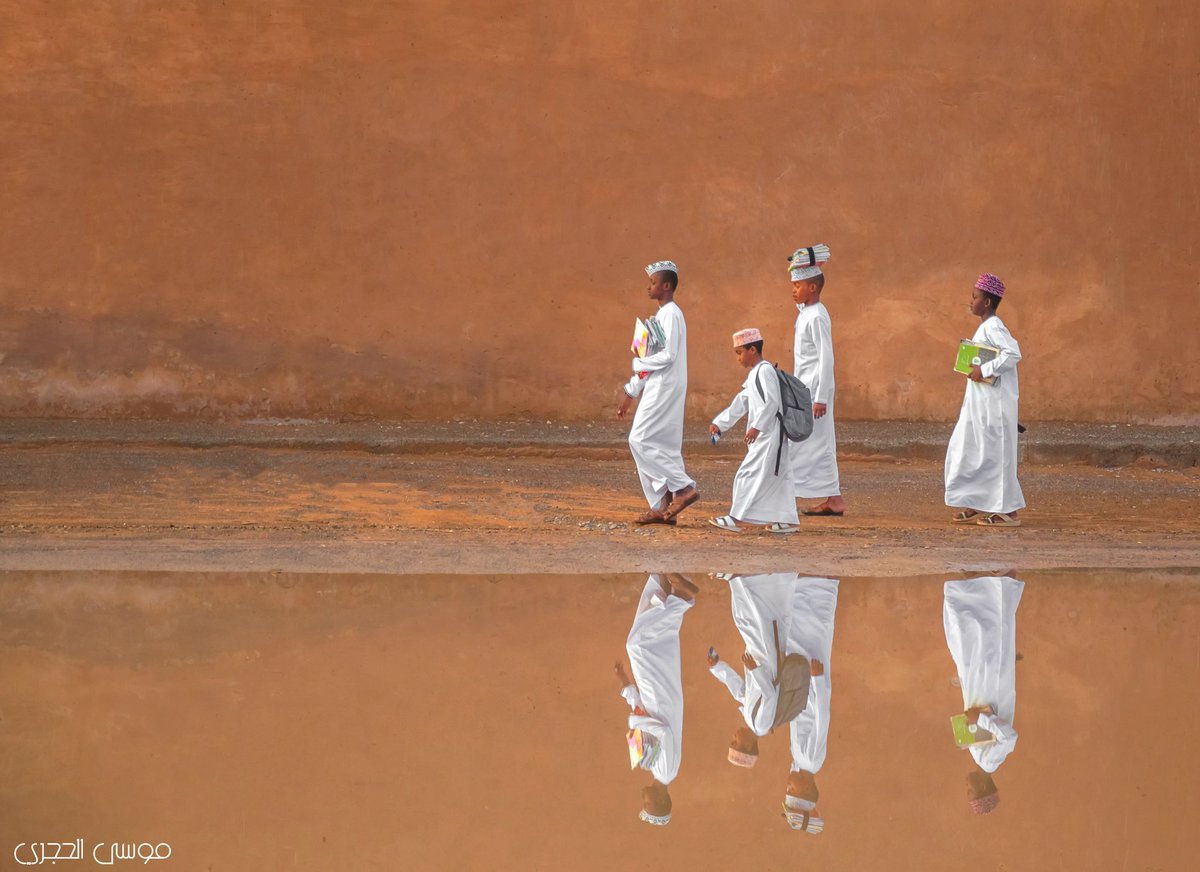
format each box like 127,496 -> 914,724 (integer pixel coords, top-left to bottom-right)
708,329 -> 801,534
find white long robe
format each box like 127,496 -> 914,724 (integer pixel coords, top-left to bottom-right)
790,302 -> 841,498
708,573 -> 797,735
711,361 -> 799,525
943,576 -> 1024,773
623,301 -> 695,508
944,316 -> 1025,514
622,575 -> 693,785
787,577 -> 839,774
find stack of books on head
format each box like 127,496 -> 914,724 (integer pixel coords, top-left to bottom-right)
627,728 -> 662,770
954,340 -> 999,384
631,317 -> 667,359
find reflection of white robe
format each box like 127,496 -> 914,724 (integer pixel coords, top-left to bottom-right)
712,362 -> 799,525
709,573 -> 796,735
944,316 -> 1025,514
790,303 -> 841,498
622,575 -> 693,785
787,577 -> 839,774
624,301 -> 695,508
943,576 -> 1024,773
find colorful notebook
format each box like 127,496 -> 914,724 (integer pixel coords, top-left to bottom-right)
627,728 -> 662,769
954,340 -> 999,384
630,317 -> 667,359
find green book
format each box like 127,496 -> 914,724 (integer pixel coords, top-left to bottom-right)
954,340 -> 999,384
950,713 -> 995,748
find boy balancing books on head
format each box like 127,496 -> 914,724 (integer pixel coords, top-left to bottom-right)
708,329 -> 800,534
787,244 -> 844,517
945,273 -> 1025,527
616,261 -> 700,526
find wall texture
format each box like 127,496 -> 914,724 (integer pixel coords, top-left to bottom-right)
1,1 -> 1197,423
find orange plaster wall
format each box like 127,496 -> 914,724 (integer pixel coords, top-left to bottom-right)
1,1 -> 1197,423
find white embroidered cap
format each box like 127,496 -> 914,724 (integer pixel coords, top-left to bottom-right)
645,260 -> 679,278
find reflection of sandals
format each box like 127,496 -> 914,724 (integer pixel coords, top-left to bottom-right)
950,511 -> 981,524
975,512 -> 1021,527
634,510 -> 677,526
708,515 -> 742,532
662,489 -> 700,521
765,523 -> 799,534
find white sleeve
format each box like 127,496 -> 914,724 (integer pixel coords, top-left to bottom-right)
980,321 -> 1022,380
977,711 -> 1018,747
622,371 -> 646,398
712,389 -> 749,434
809,317 -> 835,404
708,661 -> 746,701
620,683 -> 643,710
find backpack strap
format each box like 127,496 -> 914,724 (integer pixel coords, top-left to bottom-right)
752,364 -> 784,475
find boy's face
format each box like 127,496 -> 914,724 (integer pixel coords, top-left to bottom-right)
969,287 -> 994,318
792,280 -> 819,306
734,346 -> 758,369
647,271 -> 673,301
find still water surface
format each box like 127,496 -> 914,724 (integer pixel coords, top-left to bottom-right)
1,570 -> 1196,871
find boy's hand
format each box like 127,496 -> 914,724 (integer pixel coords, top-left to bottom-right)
811,658 -> 825,676
615,661 -> 632,687
968,365 -> 985,383
617,394 -> 633,418
813,403 -> 827,419
709,424 -> 721,437
741,651 -> 759,670
744,427 -> 760,445
965,705 -> 992,724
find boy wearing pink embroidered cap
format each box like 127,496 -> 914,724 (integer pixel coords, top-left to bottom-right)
944,274 -> 1026,527
708,329 -> 800,533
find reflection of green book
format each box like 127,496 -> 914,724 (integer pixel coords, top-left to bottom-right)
954,340 -> 999,384
950,713 -> 996,748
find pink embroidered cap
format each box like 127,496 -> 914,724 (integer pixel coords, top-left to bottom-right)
969,792 -> 1001,815
975,273 -> 1006,298
732,328 -> 763,347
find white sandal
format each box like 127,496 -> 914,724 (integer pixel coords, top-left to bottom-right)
708,515 -> 742,532
765,522 -> 799,534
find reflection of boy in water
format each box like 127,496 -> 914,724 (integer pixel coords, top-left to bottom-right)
615,573 -> 697,826
944,576 -> 1023,816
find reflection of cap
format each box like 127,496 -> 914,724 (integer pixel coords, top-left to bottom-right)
788,244 -> 830,282
975,272 -> 1006,298
645,260 -> 678,278
727,748 -> 758,768
969,793 -> 1000,815
782,795 -> 825,833
638,809 -> 672,826
732,328 -> 763,347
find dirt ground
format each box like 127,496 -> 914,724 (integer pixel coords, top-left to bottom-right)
1,438 -> 1196,575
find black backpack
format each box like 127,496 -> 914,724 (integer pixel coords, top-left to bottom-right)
754,364 -> 815,475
